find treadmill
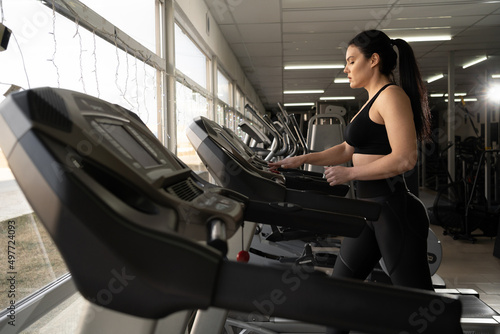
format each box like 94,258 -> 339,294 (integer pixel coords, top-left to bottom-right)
0,87 -> 467,334
186,116 -> 381,219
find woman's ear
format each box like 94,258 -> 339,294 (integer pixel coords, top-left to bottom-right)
370,53 -> 381,68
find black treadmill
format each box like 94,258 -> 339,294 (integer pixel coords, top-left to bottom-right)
0,87 -> 466,333
187,115 -> 382,221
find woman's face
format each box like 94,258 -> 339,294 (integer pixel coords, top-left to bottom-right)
343,45 -> 373,89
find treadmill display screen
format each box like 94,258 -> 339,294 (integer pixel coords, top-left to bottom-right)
101,123 -> 160,168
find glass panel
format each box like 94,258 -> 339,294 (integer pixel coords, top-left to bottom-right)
235,89 -> 242,112
216,104 -> 225,125
225,108 -> 234,131
175,82 -> 209,173
0,149 -> 68,310
217,70 -> 230,104
79,0 -> 156,52
174,24 -> 208,89
0,0 -> 158,136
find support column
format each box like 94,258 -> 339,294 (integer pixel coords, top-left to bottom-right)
447,51 -> 456,182
212,56 -> 219,121
485,70 -> 492,205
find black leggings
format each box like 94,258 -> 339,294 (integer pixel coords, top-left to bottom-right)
327,177 -> 433,334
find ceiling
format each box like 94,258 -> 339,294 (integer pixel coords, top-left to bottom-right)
204,0 -> 500,113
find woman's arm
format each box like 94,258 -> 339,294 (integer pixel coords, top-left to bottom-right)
268,141 -> 354,170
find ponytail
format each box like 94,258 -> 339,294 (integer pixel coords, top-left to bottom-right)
391,38 -> 431,141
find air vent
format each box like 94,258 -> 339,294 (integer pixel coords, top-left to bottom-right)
167,178 -> 203,202
28,88 -> 72,132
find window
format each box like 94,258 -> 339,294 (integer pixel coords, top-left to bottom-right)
217,69 -> 231,104
175,82 -> 209,172
235,88 -> 243,112
0,0 -> 158,135
174,23 -> 209,89
79,0 -> 156,52
216,104 -> 225,126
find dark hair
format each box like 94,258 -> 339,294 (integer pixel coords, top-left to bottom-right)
348,30 -> 431,140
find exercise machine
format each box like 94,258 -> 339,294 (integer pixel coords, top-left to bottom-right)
0,87 -> 467,334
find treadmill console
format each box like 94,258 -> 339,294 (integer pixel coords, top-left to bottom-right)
0,87 -> 243,241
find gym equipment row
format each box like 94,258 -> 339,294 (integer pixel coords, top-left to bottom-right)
0,88 -> 496,333
187,103 -> 500,333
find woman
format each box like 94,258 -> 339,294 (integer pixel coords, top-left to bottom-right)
269,30 -> 433,333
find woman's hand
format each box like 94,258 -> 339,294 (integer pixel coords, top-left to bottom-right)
323,166 -> 353,186
268,155 -> 305,170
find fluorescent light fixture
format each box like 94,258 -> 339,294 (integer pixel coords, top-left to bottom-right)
320,96 -> 355,100
444,93 -> 467,97
445,98 -> 478,102
283,102 -> 315,107
391,35 -> 452,42
384,26 -> 451,31
488,85 -> 500,103
492,74 -> 500,79
462,56 -> 488,69
433,93 -> 467,98
334,78 -> 350,83
284,64 -> 344,70
395,16 -> 452,20
427,74 -> 444,83
284,90 -> 324,94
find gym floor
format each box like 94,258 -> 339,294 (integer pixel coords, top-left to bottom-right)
420,188 -> 500,313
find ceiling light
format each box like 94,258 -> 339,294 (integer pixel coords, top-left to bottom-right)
284,90 -> 324,94
488,85 -> 500,103
395,16 -> 452,20
390,35 -> 452,42
334,78 -> 350,83
431,93 -> 467,97
319,96 -> 355,100
444,93 -> 467,97
384,26 -> 451,31
492,74 -> 500,79
283,102 -> 315,107
445,98 -> 478,102
427,74 -> 444,83
462,56 -> 488,69
284,64 -> 344,70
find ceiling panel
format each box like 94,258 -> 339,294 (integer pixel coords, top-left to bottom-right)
226,0 -> 280,24
208,0 -> 280,24
229,23 -> 282,43
395,3 -> 500,17
230,43 -> 283,57
283,21 -> 356,34
283,8 -> 391,22
204,0 -> 500,111
282,0 -> 390,9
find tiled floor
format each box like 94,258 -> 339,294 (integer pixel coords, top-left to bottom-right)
420,188 -> 500,313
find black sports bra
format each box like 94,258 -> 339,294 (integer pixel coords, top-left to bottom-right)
344,83 -> 394,155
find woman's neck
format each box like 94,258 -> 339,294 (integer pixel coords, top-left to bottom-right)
365,76 -> 392,100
